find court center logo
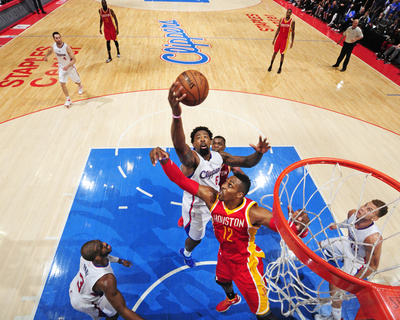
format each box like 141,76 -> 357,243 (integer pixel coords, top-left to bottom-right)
159,20 -> 210,65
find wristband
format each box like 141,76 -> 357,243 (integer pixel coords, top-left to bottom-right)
172,114 -> 181,119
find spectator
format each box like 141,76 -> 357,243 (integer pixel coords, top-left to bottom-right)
379,43 -> 400,63
376,28 -> 400,56
385,0 -> 400,19
359,9 -> 371,28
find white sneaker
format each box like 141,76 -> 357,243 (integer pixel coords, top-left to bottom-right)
64,97 -> 72,107
314,314 -> 333,320
106,58 -> 112,63
78,85 -> 83,95
117,54 -> 121,58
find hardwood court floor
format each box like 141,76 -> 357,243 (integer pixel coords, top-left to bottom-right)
0,0 -> 399,319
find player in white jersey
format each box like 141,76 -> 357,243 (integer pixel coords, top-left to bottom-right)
150,82 -> 271,268
69,239 -> 145,320
44,32 -> 84,107
315,199 -> 388,320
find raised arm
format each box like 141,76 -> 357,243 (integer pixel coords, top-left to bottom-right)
168,82 -> 199,172
153,147 -> 217,208
354,233 -> 382,279
95,274 -> 146,320
219,136 -> 270,168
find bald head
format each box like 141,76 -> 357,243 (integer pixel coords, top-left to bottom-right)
81,240 -> 99,261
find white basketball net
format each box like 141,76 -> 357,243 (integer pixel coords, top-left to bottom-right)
262,161 -> 400,318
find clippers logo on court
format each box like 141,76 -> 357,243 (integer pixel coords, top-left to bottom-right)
0,46 -> 81,88
159,20 -> 210,65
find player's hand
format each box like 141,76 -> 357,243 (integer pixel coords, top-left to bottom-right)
63,66 -> 68,71
249,136 -> 270,154
149,147 -> 170,166
44,56 -> 48,62
288,207 -> 310,235
290,42 -> 294,49
121,260 -> 133,267
168,82 -> 186,117
329,223 -> 338,230
116,29 -> 119,35
100,29 -> 102,34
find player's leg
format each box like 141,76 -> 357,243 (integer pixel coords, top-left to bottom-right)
69,67 -> 83,95
113,40 -> 121,58
106,40 -> 112,63
233,256 -> 278,319
268,51 -> 277,72
277,53 -> 285,74
215,255 -> 241,312
269,39 -> 280,71
58,69 -> 71,107
179,213 -> 209,268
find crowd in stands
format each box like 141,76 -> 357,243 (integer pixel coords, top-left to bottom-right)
287,0 -> 400,67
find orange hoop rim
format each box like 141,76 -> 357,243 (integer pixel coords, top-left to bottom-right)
272,157 -> 400,296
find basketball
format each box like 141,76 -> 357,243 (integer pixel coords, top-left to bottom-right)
175,70 -> 209,106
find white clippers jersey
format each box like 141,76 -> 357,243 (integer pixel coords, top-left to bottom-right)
182,150 -> 223,209
70,256 -> 114,303
52,42 -> 73,69
347,214 -> 381,261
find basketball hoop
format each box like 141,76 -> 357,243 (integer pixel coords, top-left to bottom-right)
266,158 -> 400,319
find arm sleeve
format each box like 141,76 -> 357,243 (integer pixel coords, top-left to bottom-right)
108,255 -> 119,263
161,159 -> 199,196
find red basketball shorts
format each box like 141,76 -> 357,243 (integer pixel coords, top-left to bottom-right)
104,27 -> 117,41
274,36 -> 289,54
215,249 -> 270,315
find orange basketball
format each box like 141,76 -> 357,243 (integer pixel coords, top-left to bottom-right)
175,70 -> 209,106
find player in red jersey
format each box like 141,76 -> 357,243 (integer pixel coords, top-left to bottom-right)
211,135 -> 244,187
99,0 -> 120,63
151,147 -> 309,320
268,8 -> 295,74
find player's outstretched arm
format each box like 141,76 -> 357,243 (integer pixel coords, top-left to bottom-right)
249,205 -> 309,238
154,147 -> 217,208
96,274 -> 146,320
167,83 -> 197,171
219,136 -> 270,168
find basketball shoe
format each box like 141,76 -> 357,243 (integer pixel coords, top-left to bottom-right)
106,58 -> 112,63
215,294 -> 241,312
117,54 -> 121,58
64,97 -> 72,107
179,248 -> 196,268
78,84 -> 83,95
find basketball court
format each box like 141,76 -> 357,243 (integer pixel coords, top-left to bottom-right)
0,0 -> 399,319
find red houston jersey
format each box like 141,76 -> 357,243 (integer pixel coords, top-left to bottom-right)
278,17 -> 292,39
211,197 -> 265,263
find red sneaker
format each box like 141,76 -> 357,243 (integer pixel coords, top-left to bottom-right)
177,216 -> 184,227
215,294 -> 241,312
